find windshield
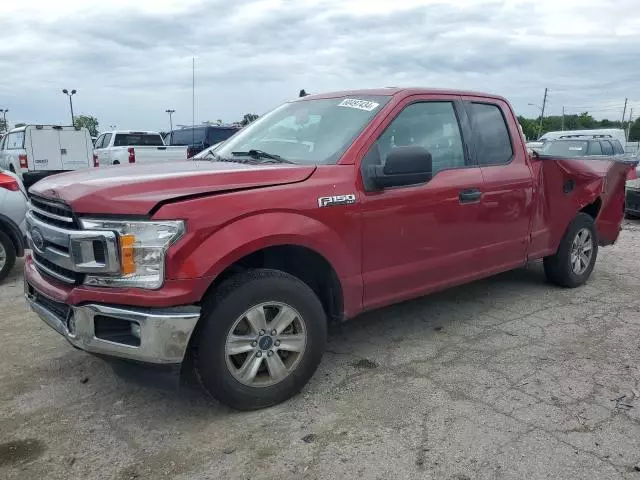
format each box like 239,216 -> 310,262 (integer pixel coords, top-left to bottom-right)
541,140 -> 589,157
214,95 -> 391,165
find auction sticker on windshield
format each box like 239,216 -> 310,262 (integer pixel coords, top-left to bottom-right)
338,99 -> 380,112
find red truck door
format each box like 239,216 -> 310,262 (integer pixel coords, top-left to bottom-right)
461,96 -> 535,273
358,95 -> 485,310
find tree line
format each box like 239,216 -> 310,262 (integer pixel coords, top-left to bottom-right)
518,113 -> 640,142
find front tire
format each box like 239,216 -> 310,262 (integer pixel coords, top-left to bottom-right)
194,269 -> 327,410
0,230 -> 17,283
543,213 -> 598,288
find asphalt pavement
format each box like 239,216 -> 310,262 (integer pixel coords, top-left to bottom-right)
2,222 -> 640,480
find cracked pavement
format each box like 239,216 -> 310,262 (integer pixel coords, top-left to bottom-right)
2,221 -> 640,479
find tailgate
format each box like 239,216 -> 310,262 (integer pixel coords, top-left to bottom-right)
133,146 -> 187,163
596,160 -> 632,245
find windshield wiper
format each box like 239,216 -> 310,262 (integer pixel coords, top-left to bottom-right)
231,149 -> 295,164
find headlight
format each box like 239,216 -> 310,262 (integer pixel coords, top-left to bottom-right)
79,219 -> 185,289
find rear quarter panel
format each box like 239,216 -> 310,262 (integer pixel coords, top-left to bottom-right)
527,156 -> 630,259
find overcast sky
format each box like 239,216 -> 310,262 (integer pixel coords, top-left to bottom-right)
1,0 -> 638,132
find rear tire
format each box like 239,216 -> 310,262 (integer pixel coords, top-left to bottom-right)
194,269 -> 327,410
0,230 -> 17,283
543,213 -> 598,288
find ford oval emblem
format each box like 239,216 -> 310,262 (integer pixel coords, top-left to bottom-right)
31,228 -> 45,252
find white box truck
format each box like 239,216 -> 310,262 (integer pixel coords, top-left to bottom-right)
0,125 -> 97,188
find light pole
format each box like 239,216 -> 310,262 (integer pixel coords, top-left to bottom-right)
62,89 -> 77,125
165,109 -> 175,134
0,109 -> 8,132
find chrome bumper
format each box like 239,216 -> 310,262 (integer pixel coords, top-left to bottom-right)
25,282 -> 200,364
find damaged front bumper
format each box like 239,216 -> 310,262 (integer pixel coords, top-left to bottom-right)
25,280 -> 200,365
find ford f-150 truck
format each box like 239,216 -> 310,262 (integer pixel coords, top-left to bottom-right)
24,88 -> 631,410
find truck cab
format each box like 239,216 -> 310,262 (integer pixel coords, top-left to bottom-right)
24,88 -> 632,410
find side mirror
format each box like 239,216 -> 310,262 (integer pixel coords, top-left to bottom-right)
369,146 -> 433,189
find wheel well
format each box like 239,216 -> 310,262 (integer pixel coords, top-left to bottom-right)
0,217 -> 23,257
580,198 -> 602,219
203,245 -> 344,324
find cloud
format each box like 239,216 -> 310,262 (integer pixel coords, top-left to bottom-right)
0,0 -> 638,130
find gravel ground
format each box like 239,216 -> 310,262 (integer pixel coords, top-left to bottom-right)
2,222 -> 640,480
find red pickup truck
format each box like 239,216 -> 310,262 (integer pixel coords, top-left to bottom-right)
25,88 -> 631,410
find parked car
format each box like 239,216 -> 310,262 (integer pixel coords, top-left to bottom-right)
24,87 -> 632,410
0,167 -> 27,282
0,125 -> 96,188
164,125 -> 240,158
540,137 -> 637,180
94,130 -> 187,166
538,128 -> 628,147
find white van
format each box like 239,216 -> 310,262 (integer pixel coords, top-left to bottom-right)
0,125 -> 96,187
538,129 -> 627,146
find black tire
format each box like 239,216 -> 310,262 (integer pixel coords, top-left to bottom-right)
543,213 -> 598,288
113,160 -> 120,165
625,212 -> 639,220
0,230 -> 17,283
194,269 -> 327,410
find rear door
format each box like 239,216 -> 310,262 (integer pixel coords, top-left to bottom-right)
95,133 -> 113,165
59,129 -> 92,170
462,97 -> 534,272
29,127 -> 63,171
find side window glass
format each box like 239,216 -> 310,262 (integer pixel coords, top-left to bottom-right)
102,133 -> 112,148
469,103 -> 513,165
612,140 -> 624,155
95,135 -> 104,149
601,140 -> 613,155
588,141 -> 602,155
362,101 -> 465,183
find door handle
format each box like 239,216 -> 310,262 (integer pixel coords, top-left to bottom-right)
459,188 -> 482,203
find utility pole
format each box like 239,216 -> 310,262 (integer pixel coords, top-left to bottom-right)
537,88 -> 548,138
561,106 -> 565,131
192,56 -> 195,148
621,98 -> 628,126
626,108 -> 633,142
0,109 -> 8,132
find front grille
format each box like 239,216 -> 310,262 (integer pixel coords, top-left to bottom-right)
38,294 -> 70,320
30,195 -> 79,230
33,252 -> 85,285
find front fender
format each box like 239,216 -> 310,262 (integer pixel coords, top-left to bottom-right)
166,212 -> 360,282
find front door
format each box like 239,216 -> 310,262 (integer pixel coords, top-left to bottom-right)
359,96 -> 485,310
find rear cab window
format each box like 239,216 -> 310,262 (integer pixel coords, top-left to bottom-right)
467,102 -> 513,165
587,141 -> 603,155
114,133 -> 164,147
542,140 -> 589,157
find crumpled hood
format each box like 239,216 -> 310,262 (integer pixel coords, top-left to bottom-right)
29,161 -> 316,215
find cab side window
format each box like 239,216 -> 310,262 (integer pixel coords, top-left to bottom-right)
468,103 -> 513,165
601,140 -> 613,155
361,102 -> 465,189
611,140 -> 624,155
94,134 -> 104,149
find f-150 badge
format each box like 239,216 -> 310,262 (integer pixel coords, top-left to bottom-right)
318,194 -> 356,207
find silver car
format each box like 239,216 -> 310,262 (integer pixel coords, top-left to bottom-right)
0,167 -> 28,282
